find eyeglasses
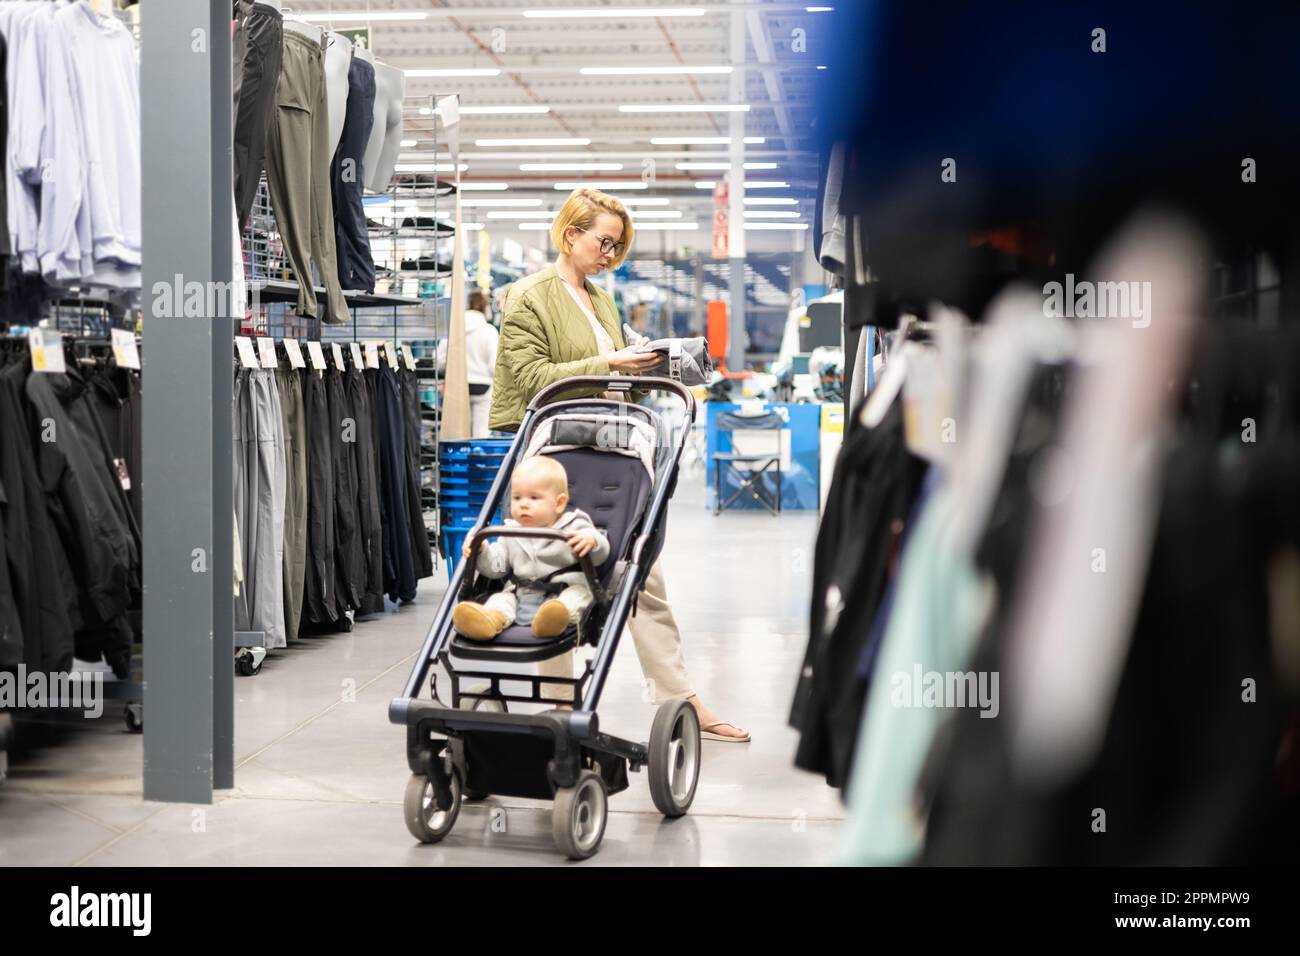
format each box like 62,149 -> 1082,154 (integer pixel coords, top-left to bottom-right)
574,226 -> 625,258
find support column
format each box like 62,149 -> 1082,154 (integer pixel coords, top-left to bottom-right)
142,0 -> 234,803
727,0 -> 747,372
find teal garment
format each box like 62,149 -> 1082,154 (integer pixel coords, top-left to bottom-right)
836,485 -> 992,865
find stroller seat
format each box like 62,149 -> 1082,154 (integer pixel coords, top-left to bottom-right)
451,625 -> 579,662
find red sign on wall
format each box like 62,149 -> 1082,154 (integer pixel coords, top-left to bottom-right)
712,181 -> 729,258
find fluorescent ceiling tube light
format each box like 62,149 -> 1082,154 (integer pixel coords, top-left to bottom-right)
520,162 -> 624,171
460,198 -> 544,208
675,162 -> 778,171
523,7 -> 706,18
400,139 -> 417,147
406,68 -> 501,78
459,105 -> 551,115
301,11 -> 429,22
744,197 -> 798,205
552,181 -> 648,190
806,6 -> 834,12
396,161 -> 468,171
743,222 -> 809,230
620,104 -> 749,113
458,183 -> 511,191
743,210 -> 800,218
486,211 -> 557,219
744,181 -> 791,189
633,222 -> 700,230
616,197 -> 672,206
581,66 -> 731,76
476,137 -> 591,147
518,222 -> 552,230
461,223 -> 485,230
693,182 -> 717,189
628,211 -> 684,219
650,136 -> 765,145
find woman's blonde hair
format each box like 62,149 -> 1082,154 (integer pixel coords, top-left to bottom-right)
550,187 -> 634,268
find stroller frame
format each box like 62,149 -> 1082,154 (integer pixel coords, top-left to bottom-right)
389,376 -> 701,858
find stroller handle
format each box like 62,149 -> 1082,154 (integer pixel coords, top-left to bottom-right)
528,375 -> 696,420
465,525 -> 606,606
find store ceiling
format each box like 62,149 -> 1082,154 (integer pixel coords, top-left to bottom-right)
294,0 -> 832,255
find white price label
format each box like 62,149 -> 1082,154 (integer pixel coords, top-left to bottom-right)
306,340 -> 327,371
386,342 -> 399,370
29,328 -> 66,374
331,343 -> 345,370
256,337 -> 278,368
111,328 -> 140,370
349,342 -> 364,370
235,336 -> 259,369
365,341 -> 380,369
283,338 -> 306,369
402,342 -> 417,370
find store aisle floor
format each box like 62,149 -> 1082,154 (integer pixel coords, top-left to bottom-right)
0,474 -> 844,866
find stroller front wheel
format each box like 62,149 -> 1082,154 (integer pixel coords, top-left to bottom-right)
552,770 -> 607,860
403,769 -> 462,844
647,698 -> 701,817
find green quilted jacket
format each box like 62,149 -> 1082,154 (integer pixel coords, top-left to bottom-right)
488,266 -> 636,432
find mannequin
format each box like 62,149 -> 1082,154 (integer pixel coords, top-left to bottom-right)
282,16 -> 322,45
324,32 -> 353,159
364,62 -> 405,193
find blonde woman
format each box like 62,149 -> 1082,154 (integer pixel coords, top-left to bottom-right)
488,187 -> 750,742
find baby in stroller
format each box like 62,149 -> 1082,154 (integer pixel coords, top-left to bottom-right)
453,456 -> 610,641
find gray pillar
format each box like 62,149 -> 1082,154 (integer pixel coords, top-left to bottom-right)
727,0 -> 747,371
142,0 -> 235,803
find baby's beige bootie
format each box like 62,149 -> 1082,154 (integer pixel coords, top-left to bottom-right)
531,599 -> 570,638
453,602 -> 508,641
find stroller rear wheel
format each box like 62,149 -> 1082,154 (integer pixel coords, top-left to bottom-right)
647,698 -> 701,817
403,768 -> 462,844
552,770 -> 607,860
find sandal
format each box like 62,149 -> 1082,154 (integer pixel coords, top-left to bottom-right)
699,720 -> 751,743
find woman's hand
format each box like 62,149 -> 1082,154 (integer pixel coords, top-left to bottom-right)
607,345 -> 660,374
461,539 -> 474,560
566,529 -> 600,557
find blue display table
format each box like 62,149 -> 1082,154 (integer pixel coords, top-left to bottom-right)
704,402 -> 822,511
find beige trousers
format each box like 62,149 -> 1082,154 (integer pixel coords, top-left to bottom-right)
538,559 -> 693,704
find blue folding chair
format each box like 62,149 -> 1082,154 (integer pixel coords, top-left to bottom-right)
712,411 -> 784,515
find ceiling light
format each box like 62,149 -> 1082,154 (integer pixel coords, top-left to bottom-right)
632,222 -> 700,230
650,136 -> 765,145
461,223 -> 485,231
629,211 -> 684,219
523,7 -> 706,18
743,197 -> 798,205
520,163 -> 624,171
476,137 -> 591,147
300,11 -> 429,22
552,181 -> 648,190
406,68 -> 501,78
616,198 -> 672,206
743,222 -> 809,230
395,161 -> 468,171
518,222 -> 552,230
459,105 -> 551,115
486,211 -> 557,219
744,181 -> 790,189
458,183 -> 510,191
743,210 -> 800,218
693,182 -> 717,189
806,6 -> 834,12
581,66 -> 731,76
400,139 -> 417,147
460,198 -> 544,208
675,162 -> 779,171
619,104 -> 749,113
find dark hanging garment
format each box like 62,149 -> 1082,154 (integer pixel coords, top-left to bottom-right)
399,364 -> 433,579
331,55 -> 378,292
232,0 -> 284,228
347,366 -> 384,611
88,366 -> 142,525
326,365 -> 363,612
375,364 -> 416,602
1,33 -> 10,299
789,397 -> 926,789
300,367 -> 338,624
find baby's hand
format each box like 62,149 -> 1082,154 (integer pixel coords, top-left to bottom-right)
566,530 -> 598,557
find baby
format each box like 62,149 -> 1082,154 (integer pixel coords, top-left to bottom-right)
453,456 -> 610,641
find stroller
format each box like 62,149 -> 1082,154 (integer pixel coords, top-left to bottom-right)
389,376 -> 701,859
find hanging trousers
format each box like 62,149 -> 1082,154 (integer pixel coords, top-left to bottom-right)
233,369 -> 288,649
347,368 -> 385,610
399,366 -> 433,579
275,367 -> 307,641
327,365 -> 363,611
300,368 -> 337,623
232,1 -> 283,228
375,365 -> 416,602
264,30 -> 351,324
331,55 -> 377,292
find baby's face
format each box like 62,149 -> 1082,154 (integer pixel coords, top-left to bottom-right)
509,473 -> 564,527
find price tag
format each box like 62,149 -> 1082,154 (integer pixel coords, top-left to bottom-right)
29,328 -> 66,374
402,342 -> 417,370
283,338 -> 307,369
306,340 -> 327,371
256,336 -> 278,368
386,341 -> 400,370
235,336 -> 259,369
331,343 -> 345,370
114,457 -> 131,492
111,328 -> 141,370
349,342 -> 364,370
365,341 -> 380,369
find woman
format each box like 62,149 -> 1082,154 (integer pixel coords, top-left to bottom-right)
436,288 -> 499,436
488,187 -> 749,742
